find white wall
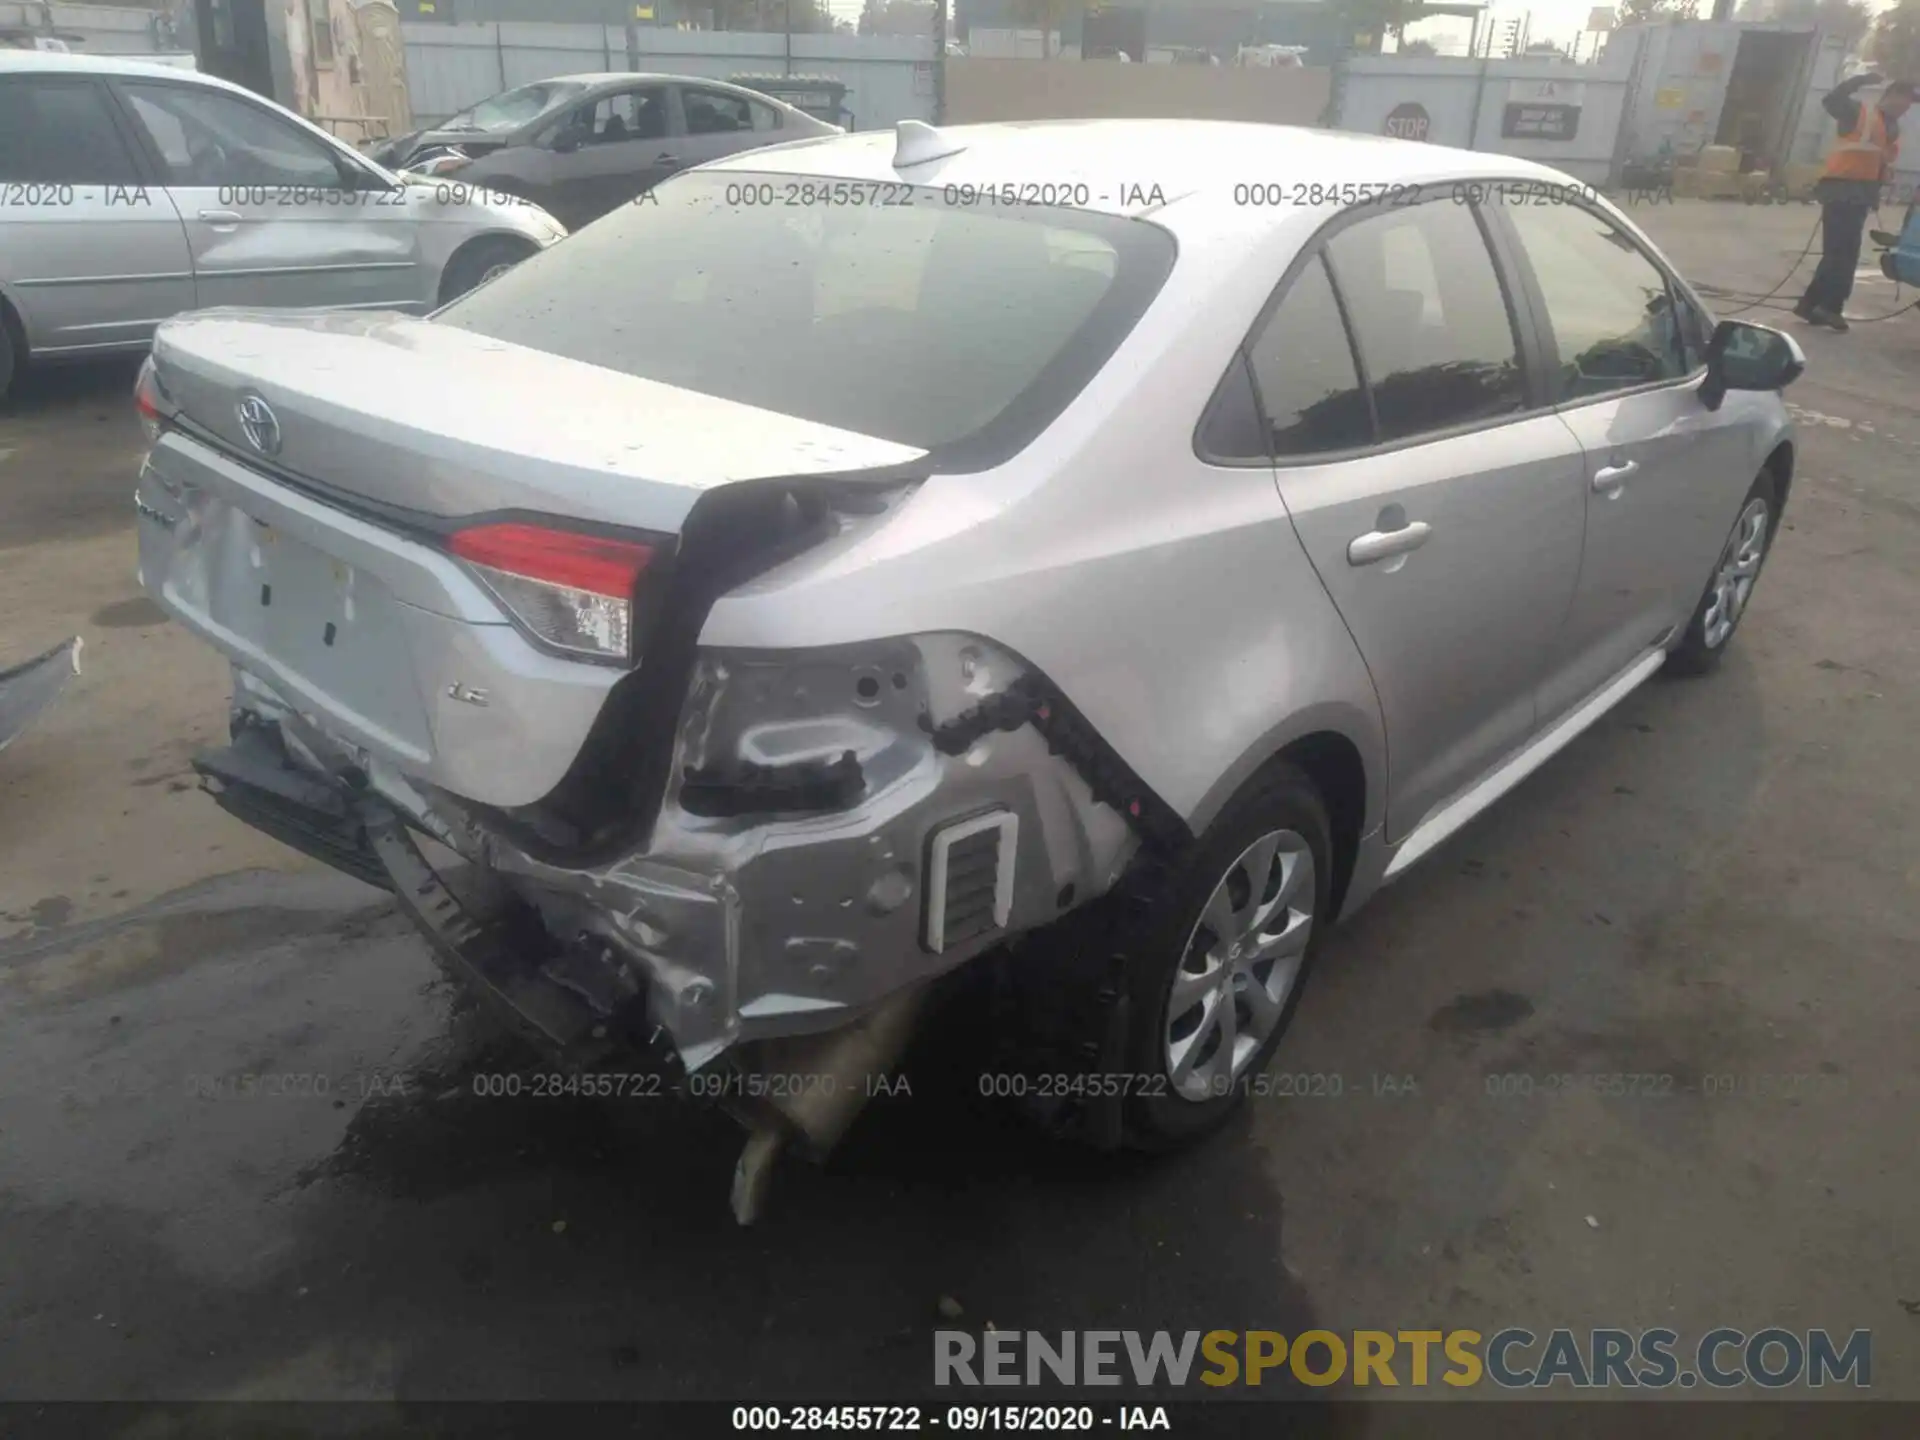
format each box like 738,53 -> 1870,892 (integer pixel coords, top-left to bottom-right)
1336,55 -> 1634,185
964,26 -> 1077,60
0,1 -> 181,52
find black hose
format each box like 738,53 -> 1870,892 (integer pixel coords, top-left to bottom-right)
1710,217 -> 1822,316
1699,215 -> 1919,323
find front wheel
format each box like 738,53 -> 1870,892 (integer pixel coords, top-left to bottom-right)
1665,470 -> 1779,676
438,236 -> 536,306
1115,762 -> 1332,1149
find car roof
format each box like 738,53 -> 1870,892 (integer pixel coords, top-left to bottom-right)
436,70 -> 804,129
520,71 -> 785,95
0,48 -> 223,81
708,118 -> 1577,222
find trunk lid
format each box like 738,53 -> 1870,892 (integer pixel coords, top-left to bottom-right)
150,309 -> 927,535
138,310 -> 924,812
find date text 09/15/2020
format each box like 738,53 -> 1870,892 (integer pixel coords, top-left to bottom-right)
730,1405 -> 1170,1433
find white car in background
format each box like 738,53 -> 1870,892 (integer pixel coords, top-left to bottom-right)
0,50 -> 565,399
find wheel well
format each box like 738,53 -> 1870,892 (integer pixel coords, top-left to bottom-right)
1274,730 -> 1366,920
1763,440 -> 1794,517
437,233 -> 537,306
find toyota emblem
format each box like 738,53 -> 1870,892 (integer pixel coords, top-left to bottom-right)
236,393 -> 282,456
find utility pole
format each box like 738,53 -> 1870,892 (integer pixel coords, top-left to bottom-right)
933,0 -> 946,124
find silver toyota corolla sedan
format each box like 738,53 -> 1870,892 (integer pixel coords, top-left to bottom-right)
0,50 -> 565,399
132,119 -> 1802,1217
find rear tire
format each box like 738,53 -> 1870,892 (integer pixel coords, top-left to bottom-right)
1114,761 -> 1333,1150
438,236 -> 536,306
1664,468 -> 1780,677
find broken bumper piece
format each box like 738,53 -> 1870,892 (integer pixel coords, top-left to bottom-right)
0,637 -> 82,755
193,724 -> 681,1074
197,632 -> 1152,1080
194,722 -> 391,892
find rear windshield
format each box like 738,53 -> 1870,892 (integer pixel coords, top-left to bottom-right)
434,172 -> 1176,468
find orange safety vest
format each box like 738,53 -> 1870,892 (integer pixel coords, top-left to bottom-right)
1824,102 -> 1898,182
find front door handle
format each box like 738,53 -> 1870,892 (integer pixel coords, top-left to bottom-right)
1592,459 -> 1639,493
197,209 -> 243,228
655,152 -> 682,168
1348,520 -> 1433,566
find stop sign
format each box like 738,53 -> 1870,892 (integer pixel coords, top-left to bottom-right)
1384,102 -> 1431,141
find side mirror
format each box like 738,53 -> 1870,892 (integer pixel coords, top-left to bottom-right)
1700,319 -> 1804,411
551,126 -> 589,154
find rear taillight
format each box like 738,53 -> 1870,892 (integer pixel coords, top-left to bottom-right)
134,356 -> 171,442
449,521 -> 654,664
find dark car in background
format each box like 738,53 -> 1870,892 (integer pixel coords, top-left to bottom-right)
367,73 -> 838,230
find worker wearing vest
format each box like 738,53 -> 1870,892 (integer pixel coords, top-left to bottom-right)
1794,73 -> 1914,332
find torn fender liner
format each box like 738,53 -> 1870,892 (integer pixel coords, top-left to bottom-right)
919,669 -> 1192,854
988,844 -> 1180,1150
0,637 -> 82,754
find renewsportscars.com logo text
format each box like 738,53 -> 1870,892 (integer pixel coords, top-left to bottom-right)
934,1328 -> 1871,1390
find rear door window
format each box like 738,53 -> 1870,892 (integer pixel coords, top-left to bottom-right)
576,86 -> 668,144
681,88 -> 754,135
1501,201 -> 1693,399
1324,200 -> 1527,443
1244,253 -> 1373,458
0,77 -> 141,184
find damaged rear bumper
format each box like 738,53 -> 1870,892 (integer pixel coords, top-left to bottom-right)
197,632 -> 1158,1077
195,721 -> 675,1075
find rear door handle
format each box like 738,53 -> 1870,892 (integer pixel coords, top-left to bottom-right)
1348,521 -> 1432,566
197,209 -> 242,228
1592,459 -> 1639,493
655,152 -> 682,168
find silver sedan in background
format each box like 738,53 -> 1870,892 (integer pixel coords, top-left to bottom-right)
0,50 -> 566,399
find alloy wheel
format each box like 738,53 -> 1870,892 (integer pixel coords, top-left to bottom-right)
1163,828 -> 1315,1102
1702,496 -> 1771,650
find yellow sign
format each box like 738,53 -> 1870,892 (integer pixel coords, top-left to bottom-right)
1655,87 -> 1686,109
634,3 -> 654,15
418,0 -> 434,11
